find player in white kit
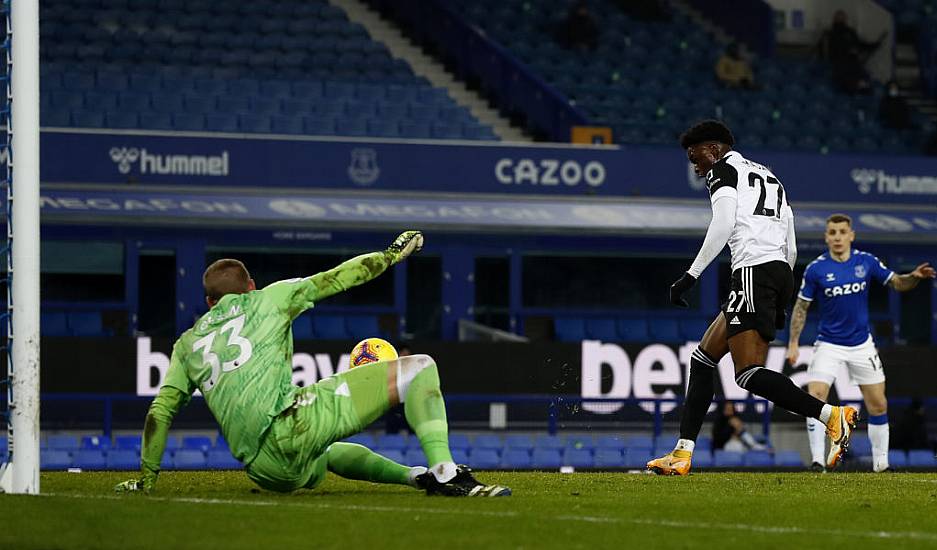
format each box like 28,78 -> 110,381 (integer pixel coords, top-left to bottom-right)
787,214 -> 934,471
648,120 -> 859,476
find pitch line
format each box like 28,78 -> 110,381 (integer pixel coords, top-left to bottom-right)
40,492 -> 937,542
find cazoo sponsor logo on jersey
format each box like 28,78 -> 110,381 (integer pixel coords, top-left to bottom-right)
109,146 -> 230,177
495,158 -> 606,187
850,168 -> 937,195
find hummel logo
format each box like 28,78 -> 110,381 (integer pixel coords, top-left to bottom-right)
826,273 -> 836,282
729,316 -> 741,325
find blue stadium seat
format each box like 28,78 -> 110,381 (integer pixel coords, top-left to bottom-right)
616,318 -> 649,342
214,436 -> 229,451
41,312 -> 70,336
398,121 -> 431,139
648,318 -> 681,343
849,435 -> 872,457
336,118 -> 368,137
448,434 -> 471,451
182,94 -> 216,114
367,119 -> 400,138
531,448 -> 562,468
182,436 -> 213,452
105,112 -> 140,130
172,114 -> 206,132
68,312 -> 105,336
312,314 -> 350,339
908,450 -> 935,468
431,123 -> 462,139
469,448 -> 501,469
343,433 -> 375,447
217,96 -> 251,114
140,112 -> 175,130
376,433 -> 409,451
473,434 -> 502,450
743,451 -> 774,467
106,450 -> 140,470
303,116 -> 337,135
152,95 -> 184,114
238,114 -> 272,133
585,318 -> 618,341
504,434 -> 534,451
173,450 -> 207,470
41,450 -> 72,470
291,315 -> 314,339
562,448 -> 594,468
118,92 -> 151,111
622,448 -> 653,468
207,450 -> 242,470
624,436 -> 653,449
164,436 -> 181,451
451,449 -> 470,465
281,99 -> 315,117
595,436 -> 626,451
554,317 -> 586,342
692,451 -> 714,468
695,437 -> 713,452
81,435 -> 111,450
565,436 -> 594,452
344,316 -> 380,340
46,434 -> 80,450
71,110 -> 105,128
653,435 -> 679,456
888,449 -> 908,468
501,448 -> 532,469
713,450 -> 744,467
51,90 -> 85,109
0,445 -> 6,463
73,449 -> 107,470
594,448 -> 624,468
205,114 -> 239,133
679,317 -> 711,340
115,435 -> 142,451
403,448 -> 427,466
534,435 -> 564,450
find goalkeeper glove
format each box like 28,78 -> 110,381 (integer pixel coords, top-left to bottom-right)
114,473 -> 157,494
669,272 -> 697,308
385,231 -> 423,265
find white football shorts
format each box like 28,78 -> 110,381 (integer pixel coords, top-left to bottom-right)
807,335 -> 885,386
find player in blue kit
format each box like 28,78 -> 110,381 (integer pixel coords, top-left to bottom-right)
786,214 -> 934,471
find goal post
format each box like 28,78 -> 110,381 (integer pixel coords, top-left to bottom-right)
0,0 -> 40,495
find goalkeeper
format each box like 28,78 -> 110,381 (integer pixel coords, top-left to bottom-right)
115,231 -> 510,497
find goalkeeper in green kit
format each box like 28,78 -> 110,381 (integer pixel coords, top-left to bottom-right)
115,231 -> 510,497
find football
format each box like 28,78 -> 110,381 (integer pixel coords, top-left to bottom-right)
349,337 -> 398,368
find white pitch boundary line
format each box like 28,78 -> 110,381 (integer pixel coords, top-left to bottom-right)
38,492 -> 937,542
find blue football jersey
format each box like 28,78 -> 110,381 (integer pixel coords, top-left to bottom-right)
798,249 -> 894,346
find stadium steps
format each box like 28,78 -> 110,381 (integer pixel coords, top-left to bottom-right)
329,0 -> 531,142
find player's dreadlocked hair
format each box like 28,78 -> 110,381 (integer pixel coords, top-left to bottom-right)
679,120 -> 735,149
203,258 -> 251,302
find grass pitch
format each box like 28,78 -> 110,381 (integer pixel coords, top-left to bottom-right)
3,471 -> 937,549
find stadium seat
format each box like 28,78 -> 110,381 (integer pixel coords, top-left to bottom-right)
849,435 -> 872,457
164,436 -> 181,451
404,448 -> 427,466
562,448 -> 594,468
238,114 -> 272,133
692,451 -> 714,468
205,114 -> 239,133
554,317 -> 587,342
46,434 -> 80,450
617,318 -> 649,342
585,318 -> 618,341
68,311 -> 105,336
207,450 -> 242,470
376,433 -> 409,451
565,436 -> 594,452
448,433 -> 471,451
313,314 -> 350,339
679,318 -> 711,340
106,450 -> 140,470
72,110 -> 105,128
81,435 -> 111,450
214,436 -> 229,451
182,436 -> 214,452
695,437 -> 713,452
173,449 -> 207,470
743,451 -> 774,467
72,449 -> 107,470
714,450 -> 744,468
653,435 -> 679,456
534,435 -> 564,450
595,435 -> 626,451
888,449 -> 908,468
41,312 -> 70,336
379,449 -> 405,464
504,434 -> 534,451
140,112 -> 174,130
908,450 -> 935,468
624,435 -> 653,449
344,316 -> 380,340
115,435 -> 142,451
473,434 -> 502,450
469,448 -> 501,469
501,448 -> 532,469
531,448 -> 562,468
270,115 -> 304,135
343,433 -> 375,448
291,315 -> 314,339
41,450 -> 72,470
593,448 -> 624,468
173,114 -> 206,132
622,448 -> 653,468
451,449 -> 470,465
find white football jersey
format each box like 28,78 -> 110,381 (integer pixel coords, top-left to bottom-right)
706,151 -> 794,271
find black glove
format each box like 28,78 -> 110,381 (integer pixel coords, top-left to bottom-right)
669,272 -> 697,308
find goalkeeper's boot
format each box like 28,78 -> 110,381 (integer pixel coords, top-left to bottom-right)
416,465 -> 511,497
825,405 -> 859,470
647,450 -> 692,476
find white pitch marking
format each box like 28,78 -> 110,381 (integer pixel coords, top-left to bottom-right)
39,492 -> 937,542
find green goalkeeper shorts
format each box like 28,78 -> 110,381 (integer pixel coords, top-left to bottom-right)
246,361 -> 392,493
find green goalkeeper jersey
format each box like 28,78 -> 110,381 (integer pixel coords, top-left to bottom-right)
141,250 -> 395,474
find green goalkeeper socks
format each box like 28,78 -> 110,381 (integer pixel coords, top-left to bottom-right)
325,442 -> 411,485
403,363 -> 454,468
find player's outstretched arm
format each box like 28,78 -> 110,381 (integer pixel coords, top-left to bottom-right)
785,298 -> 811,364
114,385 -> 188,494
888,262 -> 936,292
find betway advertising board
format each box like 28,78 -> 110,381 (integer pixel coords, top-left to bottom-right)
41,338 -> 935,412
35,130 -> 937,204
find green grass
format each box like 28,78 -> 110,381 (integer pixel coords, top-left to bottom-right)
3,471 -> 937,549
